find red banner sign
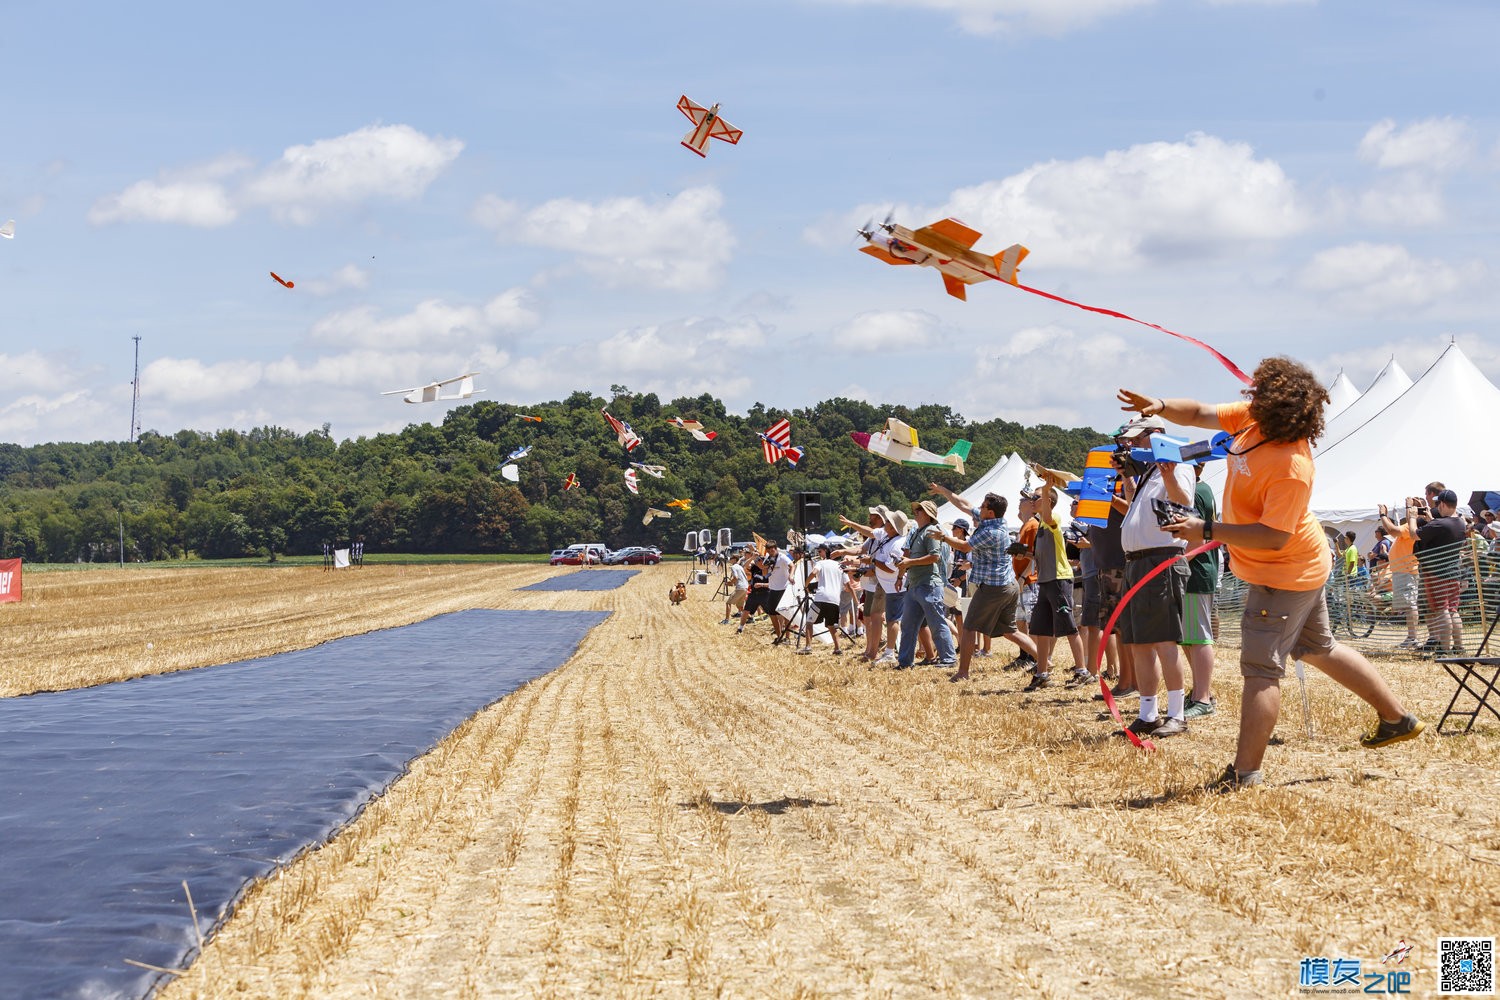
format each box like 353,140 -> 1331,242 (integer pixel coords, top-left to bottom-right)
0,559 -> 20,603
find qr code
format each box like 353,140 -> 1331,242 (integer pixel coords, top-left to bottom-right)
1440,937 -> 1495,995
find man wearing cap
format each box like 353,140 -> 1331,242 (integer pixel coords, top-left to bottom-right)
798,542 -> 847,656
840,507 -> 892,660
1113,411 -> 1196,738
929,483 -> 1039,681
1414,488 -> 1466,654
894,499 -> 957,669
871,508 -> 910,663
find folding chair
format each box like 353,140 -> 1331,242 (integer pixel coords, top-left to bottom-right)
1435,610 -> 1500,735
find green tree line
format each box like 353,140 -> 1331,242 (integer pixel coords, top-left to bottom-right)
0,391 -> 1108,562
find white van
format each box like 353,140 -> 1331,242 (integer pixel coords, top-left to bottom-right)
564,542 -> 609,565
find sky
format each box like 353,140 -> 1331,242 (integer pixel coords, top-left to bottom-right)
2,0 -> 1497,446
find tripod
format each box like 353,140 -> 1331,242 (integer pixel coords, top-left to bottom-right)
792,550 -> 859,650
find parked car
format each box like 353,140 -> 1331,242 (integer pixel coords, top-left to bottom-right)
607,546 -> 661,565
548,548 -> 571,565
552,543 -> 609,566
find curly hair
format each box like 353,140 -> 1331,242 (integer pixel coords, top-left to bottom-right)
1243,356 -> 1329,443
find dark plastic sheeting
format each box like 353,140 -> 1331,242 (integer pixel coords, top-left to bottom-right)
521,568 -> 638,591
0,608 -> 607,1000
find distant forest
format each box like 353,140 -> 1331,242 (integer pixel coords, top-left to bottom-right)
0,390 -> 1109,562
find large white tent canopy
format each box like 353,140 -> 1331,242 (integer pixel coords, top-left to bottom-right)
1325,371 -> 1361,420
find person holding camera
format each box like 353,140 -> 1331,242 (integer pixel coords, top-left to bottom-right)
1112,412 -> 1196,738
1375,500 -> 1422,648
1120,356 -> 1424,791
1414,488 -> 1466,654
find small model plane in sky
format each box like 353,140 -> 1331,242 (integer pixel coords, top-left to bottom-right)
849,418 -> 972,476
760,419 -> 805,467
630,462 -> 667,478
499,463 -> 520,483
601,408 -> 642,452
0,220 -> 14,239
666,417 -> 717,442
562,472 -> 580,491
667,498 -> 693,510
507,445 -> 532,462
624,469 -> 640,494
643,507 -> 672,525
381,372 -> 483,404
857,215 -> 1028,302
677,96 -> 743,158
518,413 -> 543,423
269,270 -> 294,289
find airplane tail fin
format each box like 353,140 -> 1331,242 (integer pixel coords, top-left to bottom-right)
944,439 -> 972,474
993,244 -> 1029,285
941,274 -> 968,301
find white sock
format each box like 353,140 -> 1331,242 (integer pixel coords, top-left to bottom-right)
1139,695 -> 1159,723
1167,689 -> 1185,720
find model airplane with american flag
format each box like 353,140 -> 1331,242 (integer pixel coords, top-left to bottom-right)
677,96 -> 742,158
601,408 -> 642,452
760,419 -> 805,467
858,215 -> 1028,302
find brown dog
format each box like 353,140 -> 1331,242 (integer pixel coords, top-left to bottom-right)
669,582 -> 688,606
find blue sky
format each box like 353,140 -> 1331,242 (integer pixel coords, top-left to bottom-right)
2,0 -> 1496,446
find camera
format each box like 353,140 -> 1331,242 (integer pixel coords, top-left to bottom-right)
1151,497 -> 1193,527
1112,442 -> 1146,478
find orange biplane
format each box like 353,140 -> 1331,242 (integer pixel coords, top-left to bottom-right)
858,216 -> 1028,301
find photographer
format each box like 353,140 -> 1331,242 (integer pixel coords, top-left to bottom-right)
1112,413 -> 1196,739
1376,499 -> 1424,649
1119,356 -> 1424,791
839,507 -> 891,661
1414,488 -> 1466,655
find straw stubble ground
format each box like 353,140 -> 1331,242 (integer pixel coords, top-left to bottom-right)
12,564 -> 1500,997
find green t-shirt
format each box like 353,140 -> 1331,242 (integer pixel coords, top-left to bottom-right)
1187,480 -> 1220,594
903,523 -> 947,587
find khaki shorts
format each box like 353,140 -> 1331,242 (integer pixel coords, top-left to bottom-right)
1239,584 -> 1334,680
730,589 -> 747,610
1391,572 -> 1419,612
965,581 -> 1020,637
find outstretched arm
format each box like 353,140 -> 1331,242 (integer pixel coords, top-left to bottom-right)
1117,389 -> 1223,431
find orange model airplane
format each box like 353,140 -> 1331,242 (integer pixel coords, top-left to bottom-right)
858,215 -> 1028,301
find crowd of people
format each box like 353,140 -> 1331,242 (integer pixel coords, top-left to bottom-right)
713,356 -> 1432,791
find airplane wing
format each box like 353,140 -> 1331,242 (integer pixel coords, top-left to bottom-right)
381,387 -> 419,396
859,244 -> 917,266
914,218 -> 983,249
499,463 -> 520,482
941,274 -> 969,301
709,117 -> 742,145
435,372 -> 480,387
677,95 -> 708,125
0,220 -> 14,239
885,418 -> 920,448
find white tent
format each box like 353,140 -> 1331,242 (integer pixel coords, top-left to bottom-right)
1318,357 -> 1413,453
1311,343 -> 1500,547
1326,370 -> 1361,420
934,451 -> 1023,523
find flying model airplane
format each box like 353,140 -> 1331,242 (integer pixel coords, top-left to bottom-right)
269,270 -> 294,289
630,462 -> 667,478
666,417 -> 717,442
518,414 -> 543,423
0,220 -> 14,239
601,408 -> 642,452
677,96 -> 742,158
507,445 -> 532,462
760,419 -> 805,467
562,472 -> 580,491
857,215 -> 1028,302
499,463 -> 520,483
667,498 -> 693,510
643,507 -> 672,525
624,469 -> 640,494
848,418 -> 972,476
381,372 -> 483,404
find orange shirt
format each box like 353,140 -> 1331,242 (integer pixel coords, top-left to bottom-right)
1217,402 -> 1330,591
1013,517 -> 1038,585
1388,524 -> 1418,574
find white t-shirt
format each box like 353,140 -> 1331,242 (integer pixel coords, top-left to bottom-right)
730,563 -> 749,593
1120,464 -> 1196,554
766,551 -> 792,590
859,528 -> 885,592
812,558 -> 845,605
874,533 -> 908,594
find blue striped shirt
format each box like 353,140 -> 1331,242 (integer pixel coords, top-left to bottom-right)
965,508 -> 1014,587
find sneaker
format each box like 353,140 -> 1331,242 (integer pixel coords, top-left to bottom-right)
1125,716 -> 1161,736
1064,668 -> 1096,688
1205,763 -> 1263,793
1183,698 -> 1217,719
1022,672 -> 1053,691
1360,714 -> 1425,749
1152,716 -> 1187,738
796,647 -> 812,655
1093,685 -> 1138,702
976,649 -> 992,658
1003,655 -> 1036,673
719,618 -> 731,625
1395,637 -> 1419,650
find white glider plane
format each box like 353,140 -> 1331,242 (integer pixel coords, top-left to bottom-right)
381,372 -> 484,404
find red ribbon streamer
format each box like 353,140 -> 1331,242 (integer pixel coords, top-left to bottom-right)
1014,282 -> 1253,387
1094,541 -> 1223,750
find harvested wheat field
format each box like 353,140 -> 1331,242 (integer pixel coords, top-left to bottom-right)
10,563 -> 1500,998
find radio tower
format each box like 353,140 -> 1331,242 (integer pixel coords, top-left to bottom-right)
129,335 -> 142,443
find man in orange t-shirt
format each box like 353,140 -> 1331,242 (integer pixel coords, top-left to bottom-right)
1117,356 -> 1423,791
1375,503 -> 1421,646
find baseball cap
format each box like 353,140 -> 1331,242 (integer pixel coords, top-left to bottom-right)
1117,413 -> 1167,437
952,517 -> 971,531
1436,488 -> 1459,507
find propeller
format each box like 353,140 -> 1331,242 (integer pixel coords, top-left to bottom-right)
856,216 -> 876,242
878,209 -> 896,233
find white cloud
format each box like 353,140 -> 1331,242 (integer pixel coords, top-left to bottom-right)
830,309 -> 942,350
1298,242 -> 1486,313
478,186 -> 734,291
812,0 -> 1153,36
91,124 -> 462,228
142,357 -> 266,403
309,288 -> 540,349
814,134 -> 1305,271
1357,117 -> 1473,172
1353,175 -> 1446,226
299,263 -> 371,295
